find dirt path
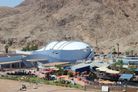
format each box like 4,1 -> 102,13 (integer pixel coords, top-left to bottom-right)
0,79 -> 100,92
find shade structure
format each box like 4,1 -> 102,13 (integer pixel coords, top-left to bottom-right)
106,69 -> 120,74
40,41 -> 90,50
119,74 -> 133,81
96,67 -> 119,74
96,67 -> 107,72
0,60 -> 22,65
0,55 -> 23,64
71,63 -> 91,72
90,61 -> 110,68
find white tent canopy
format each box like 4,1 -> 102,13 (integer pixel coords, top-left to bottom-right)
96,67 -> 119,74
40,41 -> 91,50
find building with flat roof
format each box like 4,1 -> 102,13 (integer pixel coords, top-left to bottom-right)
122,56 -> 138,65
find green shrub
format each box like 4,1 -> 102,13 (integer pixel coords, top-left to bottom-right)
67,72 -> 74,77
0,75 -> 83,90
22,43 -> 38,51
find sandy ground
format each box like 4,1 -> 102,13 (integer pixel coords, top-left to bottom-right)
0,79 -> 99,92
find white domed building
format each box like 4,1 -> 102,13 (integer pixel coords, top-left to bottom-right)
24,41 -> 94,62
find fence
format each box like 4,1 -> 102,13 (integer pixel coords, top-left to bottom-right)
85,82 -> 124,92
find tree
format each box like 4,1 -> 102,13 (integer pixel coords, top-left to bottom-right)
4,39 -> 14,53
116,43 -> 120,56
4,44 -> 9,53
56,65 -> 64,76
68,72 -> 74,77
125,48 -> 135,56
22,43 -> 38,51
88,72 -> 97,81
116,60 -> 123,69
31,44 -> 38,50
130,49 -> 134,56
125,51 -> 130,56
112,47 -> 117,57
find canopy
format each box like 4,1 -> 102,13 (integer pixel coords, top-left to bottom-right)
106,69 -> 119,74
96,67 -> 107,72
0,55 -> 23,65
0,60 -> 22,64
96,67 -> 119,74
119,74 -> 133,81
44,41 -> 90,50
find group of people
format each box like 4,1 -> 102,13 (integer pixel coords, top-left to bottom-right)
19,82 -> 38,91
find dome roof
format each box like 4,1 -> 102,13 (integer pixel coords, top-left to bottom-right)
45,41 -> 91,50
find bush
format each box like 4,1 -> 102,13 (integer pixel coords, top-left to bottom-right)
22,43 -> 38,51
115,60 -> 123,68
68,72 -> 74,77
0,75 -> 83,90
56,66 -> 64,76
63,70 -> 68,75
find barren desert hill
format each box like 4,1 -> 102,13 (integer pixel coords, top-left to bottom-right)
0,7 -> 20,18
0,0 -> 137,52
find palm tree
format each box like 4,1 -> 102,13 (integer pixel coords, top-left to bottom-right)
112,47 -> 116,57
130,49 -> 134,56
4,44 -> 9,53
116,43 -> 120,57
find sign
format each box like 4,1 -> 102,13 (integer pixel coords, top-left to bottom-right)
101,86 -> 109,92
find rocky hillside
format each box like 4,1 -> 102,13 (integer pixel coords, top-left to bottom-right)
0,0 -> 137,52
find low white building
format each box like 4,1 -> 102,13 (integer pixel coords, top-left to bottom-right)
122,56 -> 138,65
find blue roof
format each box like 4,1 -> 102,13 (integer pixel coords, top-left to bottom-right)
0,55 -> 23,63
71,63 -> 90,71
24,54 -> 48,60
119,74 -> 133,80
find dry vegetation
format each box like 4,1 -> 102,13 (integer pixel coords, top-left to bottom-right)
0,0 -> 137,52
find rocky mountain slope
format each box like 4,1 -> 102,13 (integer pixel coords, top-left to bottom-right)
0,0 -> 137,52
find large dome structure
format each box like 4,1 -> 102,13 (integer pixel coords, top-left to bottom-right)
39,41 -> 91,50
23,41 -> 94,63
34,41 -> 94,62
0,41 -> 94,69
